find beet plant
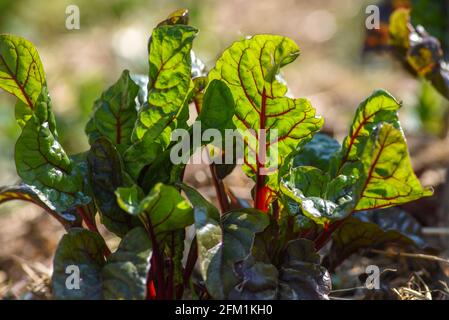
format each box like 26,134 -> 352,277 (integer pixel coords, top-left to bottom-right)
0,9 -> 432,300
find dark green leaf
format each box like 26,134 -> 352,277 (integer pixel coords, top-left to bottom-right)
293,133 -> 340,172
0,184 -> 81,229
180,184 -> 269,299
87,137 -> 139,237
53,227 -> 152,300
85,70 -> 139,147
15,88 -> 89,212
324,208 -> 429,270
102,227 -> 152,300
52,228 -> 106,300
229,239 -> 331,300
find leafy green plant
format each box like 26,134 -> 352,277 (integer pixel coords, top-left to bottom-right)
0,9 -> 433,300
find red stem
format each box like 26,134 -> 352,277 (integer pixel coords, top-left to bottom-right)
313,219 -> 346,251
146,218 -> 166,299
255,88 -> 269,212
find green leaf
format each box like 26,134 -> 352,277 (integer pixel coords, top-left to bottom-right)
336,90 -> 401,177
87,137 -> 139,237
324,208 -> 429,270
198,79 -> 236,134
0,35 -> 45,108
132,24 -> 197,141
15,88 -> 89,212
229,239 -> 331,300
102,227 -> 152,300
116,183 -> 193,235
52,227 -> 152,300
280,166 -> 356,225
354,123 -> 432,211
209,34 -> 323,183
293,133 -> 340,172
52,228 -> 106,300
0,184 -> 81,229
85,70 -> 139,147
180,184 -> 269,299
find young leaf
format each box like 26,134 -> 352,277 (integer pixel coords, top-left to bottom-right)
87,137 -> 139,237
15,88 -> 89,212
0,35 -> 45,108
208,35 -> 323,184
85,70 -> 139,147
180,184 -> 269,299
102,227 -> 152,300
324,208 -> 429,270
116,183 -> 193,235
354,123 -> 432,211
280,166 -> 356,225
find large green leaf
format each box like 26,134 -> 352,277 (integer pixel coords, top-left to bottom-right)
229,239 -> 331,300
87,137 -> 139,237
324,208 -> 429,270
15,88 -> 89,212
52,227 -> 152,300
208,35 -> 323,183
85,70 -> 139,147
180,184 -> 269,299
116,183 -> 193,235
354,123 -> 432,211
0,35 -> 45,108
0,184 -> 81,229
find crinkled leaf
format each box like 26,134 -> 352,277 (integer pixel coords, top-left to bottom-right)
102,227 -> 152,300
229,239 -> 331,300
354,123 -> 432,211
0,184 -> 81,229
324,208 -> 429,270
52,228 -> 106,300
209,34 -> 323,183
180,184 -> 269,299
15,88 -> 89,212
85,70 -> 139,147
281,166 -> 356,225
116,183 -> 193,235
87,137 -> 139,237
0,35 -> 45,108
